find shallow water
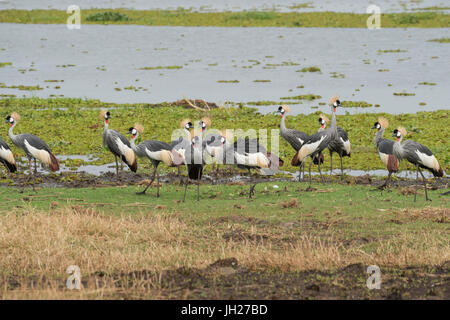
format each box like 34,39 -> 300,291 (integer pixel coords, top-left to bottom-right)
1,24 -> 449,115
1,0 -> 449,13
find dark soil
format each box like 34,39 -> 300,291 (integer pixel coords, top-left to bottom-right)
88,258 -> 450,299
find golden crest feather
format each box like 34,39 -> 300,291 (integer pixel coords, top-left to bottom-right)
134,123 -> 144,134
281,105 -> 291,113
319,113 -> 329,123
378,117 -> 389,129
10,112 -> 21,121
398,127 -> 407,137
329,95 -> 340,105
99,110 -> 108,120
180,118 -> 191,129
201,117 -> 211,127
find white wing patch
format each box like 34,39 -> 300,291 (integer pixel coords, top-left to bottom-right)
298,135 -> 326,162
24,139 -> 51,166
379,152 -> 389,167
415,149 -> 439,171
235,152 -> 269,168
0,146 -> 15,164
145,148 -> 162,161
340,137 -> 351,154
115,137 -> 135,164
297,138 -> 304,145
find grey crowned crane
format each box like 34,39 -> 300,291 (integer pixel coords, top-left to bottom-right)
372,117 -> 398,189
276,105 -> 310,181
198,117 -> 223,171
6,112 -> 59,174
0,137 -> 17,173
101,110 -> 137,176
292,98 -> 343,186
326,97 -> 351,180
129,124 -> 184,197
392,127 -> 443,201
311,114 -> 328,166
183,135 -> 208,202
222,137 -> 283,198
170,119 -> 193,183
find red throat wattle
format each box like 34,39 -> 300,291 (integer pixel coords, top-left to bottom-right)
397,138 -> 400,142
333,107 -> 336,113
105,119 -> 108,124
10,123 -> 13,127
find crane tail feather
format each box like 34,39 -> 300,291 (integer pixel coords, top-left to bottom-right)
387,154 -> 398,173
48,152 -> 60,172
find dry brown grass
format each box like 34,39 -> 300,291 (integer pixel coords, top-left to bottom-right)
0,205 -> 449,299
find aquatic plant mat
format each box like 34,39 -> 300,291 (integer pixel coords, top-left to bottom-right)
0,10 -> 449,28
0,182 -> 448,299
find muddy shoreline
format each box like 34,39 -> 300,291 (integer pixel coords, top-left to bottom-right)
1,170 -> 449,190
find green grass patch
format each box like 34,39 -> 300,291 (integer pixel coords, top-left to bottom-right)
0,62 -> 12,68
280,94 -> 321,100
0,10 -> 449,28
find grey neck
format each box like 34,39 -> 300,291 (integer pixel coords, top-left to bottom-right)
374,128 -> 384,146
130,134 -> 137,151
280,114 -> 287,133
8,123 -> 16,141
330,107 -> 338,133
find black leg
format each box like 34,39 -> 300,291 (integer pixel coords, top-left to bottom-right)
183,176 -> 189,202
115,156 -> 119,177
329,150 -> 333,176
379,171 -> 392,189
317,155 -> 324,184
414,166 -> 419,202
34,159 -> 37,174
340,154 -> 344,181
197,168 -> 201,202
308,160 -> 313,188
249,182 -> 256,198
298,163 -> 302,182
137,166 -> 157,195
418,167 -> 431,201
156,170 -> 160,198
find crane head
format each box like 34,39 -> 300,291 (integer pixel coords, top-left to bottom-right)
5,115 -> 14,126
329,96 -> 341,112
392,127 -> 406,141
373,121 -> 381,130
128,127 -> 138,138
277,105 -> 290,116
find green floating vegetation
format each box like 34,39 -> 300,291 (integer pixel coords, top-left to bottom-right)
217,80 -> 239,83
340,101 -> 374,108
0,84 -> 42,91
44,80 -> 64,83
86,11 -> 130,22
253,80 -> 271,83
280,94 -> 321,100
418,82 -> 437,85
0,62 -> 12,68
394,92 -> 416,96
297,66 -> 321,72
377,49 -> 408,53
1,9 -> 448,28
0,97 -> 448,173
246,101 -> 302,106
412,6 -> 450,11
428,38 -> 450,43
139,65 -> 182,70
289,3 -> 314,9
